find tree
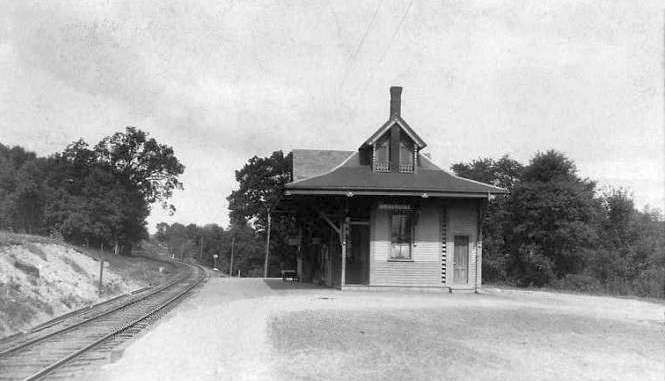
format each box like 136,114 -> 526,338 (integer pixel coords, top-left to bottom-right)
506,150 -> 598,286
227,151 -> 291,229
94,127 -> 185,213
452,155 -> 523,282
227,151 -> 292,277
451,155 -> 523,190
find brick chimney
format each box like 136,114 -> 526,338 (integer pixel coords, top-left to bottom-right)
389,86 -> 402,171
390,86 -> 402,118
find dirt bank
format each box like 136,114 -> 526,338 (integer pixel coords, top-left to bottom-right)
0,233 -> 174,338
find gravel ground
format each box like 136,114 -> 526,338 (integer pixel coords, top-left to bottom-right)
90,277 -> 664,381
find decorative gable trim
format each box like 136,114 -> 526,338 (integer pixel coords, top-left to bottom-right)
361,116 -> 427,150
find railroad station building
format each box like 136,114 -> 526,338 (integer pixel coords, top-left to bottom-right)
276,87 -> 507,291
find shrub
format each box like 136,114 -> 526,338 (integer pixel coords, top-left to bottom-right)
552,273 -> 603,293
514,246 -> 555,287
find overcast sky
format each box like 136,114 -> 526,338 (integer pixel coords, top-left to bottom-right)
1,0 -> 663,230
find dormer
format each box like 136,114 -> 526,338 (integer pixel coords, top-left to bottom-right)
360,86 -> 427,174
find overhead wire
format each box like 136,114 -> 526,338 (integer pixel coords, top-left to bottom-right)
339,0 -> 385,89
350,0 -> 415,115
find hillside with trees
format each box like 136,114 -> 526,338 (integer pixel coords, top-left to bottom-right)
0,127 -> 184,254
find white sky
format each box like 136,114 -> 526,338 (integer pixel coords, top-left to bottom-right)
1,0 -> 663,231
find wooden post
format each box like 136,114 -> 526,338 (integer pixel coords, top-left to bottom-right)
98,258 -> 104,295
200,236 -> 203,260
263,211 -> 272,278
296,226 -> 302,280
340,217 -> 349,288
229,235 -> 235,277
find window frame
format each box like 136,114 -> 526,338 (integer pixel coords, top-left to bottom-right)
398,139 -> 415,173
388,210 -> 414,261
373,135 -> 391,172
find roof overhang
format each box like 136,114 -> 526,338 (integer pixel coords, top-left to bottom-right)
284,189 -> 505,198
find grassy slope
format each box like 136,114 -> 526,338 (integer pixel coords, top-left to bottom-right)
0,232 -> 175,338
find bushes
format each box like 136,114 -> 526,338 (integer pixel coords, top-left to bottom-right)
513,246 -> 556,287
453,152 -> 665,299
551,274 -> 603,294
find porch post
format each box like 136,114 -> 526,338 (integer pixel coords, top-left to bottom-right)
340,217 -> 349,288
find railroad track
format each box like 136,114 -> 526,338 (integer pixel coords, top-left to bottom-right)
0,262 -> 207,380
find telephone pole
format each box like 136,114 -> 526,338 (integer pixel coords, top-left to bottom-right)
229,234 -> 235,277
263,211 -> 272,278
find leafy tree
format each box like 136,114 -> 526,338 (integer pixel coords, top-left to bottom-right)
227,151 -> 292,276
227,151 -> 291,230
0,128 -> 183,255
94,127 -> 184,213
452,155 -> 523,190
506,151 -> 598,285
452,155 -> 523,282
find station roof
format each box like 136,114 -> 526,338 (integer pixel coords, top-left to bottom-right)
285,151 -> 507,198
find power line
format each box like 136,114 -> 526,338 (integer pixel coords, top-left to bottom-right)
376,0 -> 414,68
339,0 -> 385,89
350,0 -> 414,114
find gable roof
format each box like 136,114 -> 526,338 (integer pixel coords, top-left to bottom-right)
287,150 -> 508,197
360,116 -> 427,150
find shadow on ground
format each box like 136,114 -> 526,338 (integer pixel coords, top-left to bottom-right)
262,278 -> 328,291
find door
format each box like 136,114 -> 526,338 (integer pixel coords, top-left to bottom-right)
346,224 -> 370,284
453,235 -> 469,284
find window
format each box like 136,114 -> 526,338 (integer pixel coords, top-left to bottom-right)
374,136 -> 390,172
399,140 -> 414,172
390,211 -> 413,260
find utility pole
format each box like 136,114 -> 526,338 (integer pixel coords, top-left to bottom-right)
199,236 -> 203,260
98,255 -> 104,295
263,210 -> 272,278
229,234 -> 235,277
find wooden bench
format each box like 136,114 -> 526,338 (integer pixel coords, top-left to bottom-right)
281,269 -> 299,283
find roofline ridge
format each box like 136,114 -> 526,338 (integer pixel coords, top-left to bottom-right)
287,151 -> 358,186
292,148 -> 355,153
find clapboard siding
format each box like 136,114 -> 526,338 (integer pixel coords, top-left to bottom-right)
367,199 -> 483,289
412,206 -> 440,262
373,261 -> 441,286
369,200 -> 443,287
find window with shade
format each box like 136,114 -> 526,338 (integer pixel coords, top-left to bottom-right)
390,211 -> 413,260
399,139 -> 414,172
374,136 -> 390,172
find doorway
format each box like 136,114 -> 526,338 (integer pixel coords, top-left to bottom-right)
453,235 -> 469,284
345,224 -> 370,284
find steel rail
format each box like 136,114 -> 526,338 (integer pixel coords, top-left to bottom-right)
0,264 -> 191,358
21,264 -> 207,381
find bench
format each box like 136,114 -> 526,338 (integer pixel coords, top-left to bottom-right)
281,269 -> 299,283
